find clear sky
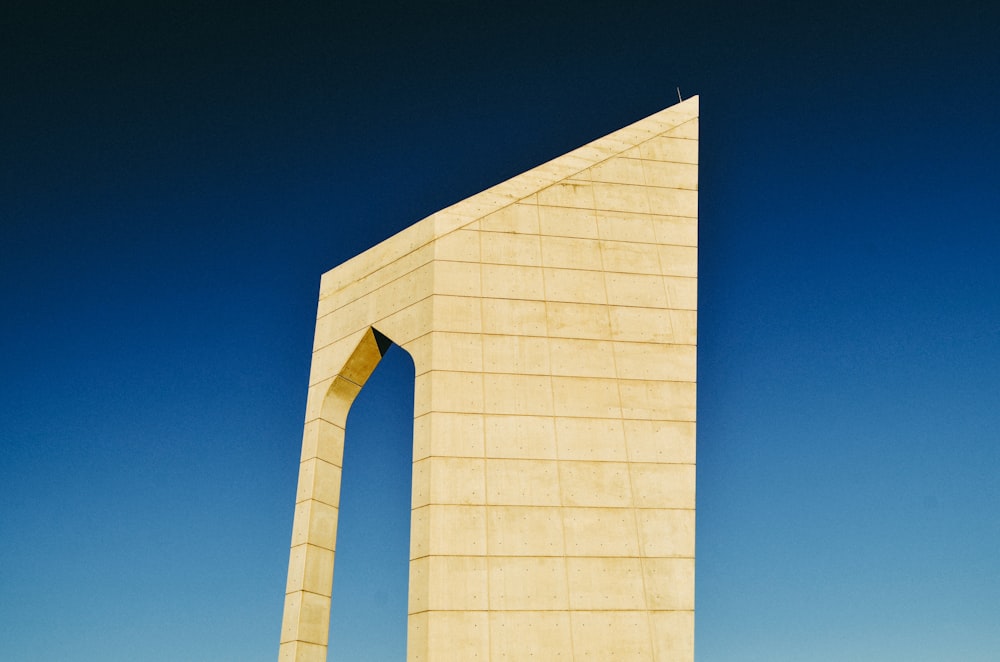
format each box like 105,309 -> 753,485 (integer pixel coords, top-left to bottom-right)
2,2 -> 999,661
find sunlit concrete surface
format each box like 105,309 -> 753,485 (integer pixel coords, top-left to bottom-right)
280,96 -> 698,661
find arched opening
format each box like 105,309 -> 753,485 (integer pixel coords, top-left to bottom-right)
328,331 -> 415,659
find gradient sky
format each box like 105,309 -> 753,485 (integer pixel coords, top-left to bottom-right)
2,2 -> 999,661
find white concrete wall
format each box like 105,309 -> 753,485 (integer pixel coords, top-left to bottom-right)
280,96 -> 698,661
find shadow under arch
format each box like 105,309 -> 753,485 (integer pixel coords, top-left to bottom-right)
318,327 -> 396,428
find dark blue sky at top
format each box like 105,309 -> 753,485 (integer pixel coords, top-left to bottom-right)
2,2 -> 998,660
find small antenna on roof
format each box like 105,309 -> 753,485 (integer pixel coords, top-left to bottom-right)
676,86 -> 683,102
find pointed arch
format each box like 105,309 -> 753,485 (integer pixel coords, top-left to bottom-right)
279,326 -> 402,661
329,337 -> 415,659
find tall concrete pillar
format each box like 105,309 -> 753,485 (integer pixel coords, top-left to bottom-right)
279,96 -> 699,661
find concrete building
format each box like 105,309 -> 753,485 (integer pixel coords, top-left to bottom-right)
279,96 -> 698,661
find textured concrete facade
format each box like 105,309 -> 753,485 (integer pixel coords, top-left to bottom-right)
279,96 -> 698,661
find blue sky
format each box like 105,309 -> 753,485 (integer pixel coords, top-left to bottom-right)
2,2 -> 998,660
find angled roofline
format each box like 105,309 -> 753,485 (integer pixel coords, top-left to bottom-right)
320,96 -> 699,298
